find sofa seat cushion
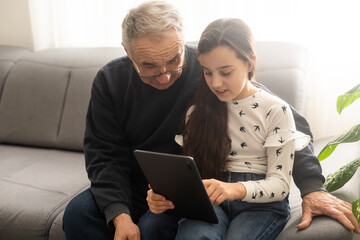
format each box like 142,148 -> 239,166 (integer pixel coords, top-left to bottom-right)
0,144 -> 90,240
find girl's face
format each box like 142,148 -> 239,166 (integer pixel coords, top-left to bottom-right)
198,45 -> 256,102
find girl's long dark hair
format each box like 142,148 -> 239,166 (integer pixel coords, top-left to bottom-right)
182,18 -> 256,179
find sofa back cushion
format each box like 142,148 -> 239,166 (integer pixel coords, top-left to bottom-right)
0,46 -> 30,95
255,41 -> 308,115
0,48 -> 125,151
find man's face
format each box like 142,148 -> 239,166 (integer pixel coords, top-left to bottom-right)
129,29 -> 185,90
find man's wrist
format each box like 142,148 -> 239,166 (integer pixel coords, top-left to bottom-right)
104,202 -> 131,225
303,189 -> 328,198
297,177 -> 326,198
113,213 -> 132,228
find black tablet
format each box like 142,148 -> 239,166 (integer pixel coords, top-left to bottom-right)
134,149 -> 218,224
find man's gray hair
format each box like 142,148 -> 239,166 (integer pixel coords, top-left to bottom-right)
122,1 -> 184,55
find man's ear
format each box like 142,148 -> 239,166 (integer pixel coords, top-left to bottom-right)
122,43 -> 132,61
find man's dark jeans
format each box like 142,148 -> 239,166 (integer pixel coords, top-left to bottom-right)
63,188 -> 178,240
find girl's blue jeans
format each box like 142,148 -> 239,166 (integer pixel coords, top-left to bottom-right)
138,172 -> 290,240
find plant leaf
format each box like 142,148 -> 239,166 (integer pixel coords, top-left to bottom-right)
337,83 -> 360,114
353,199 -> 360,226
324,158 -> 360,192
318,124 -> 360,161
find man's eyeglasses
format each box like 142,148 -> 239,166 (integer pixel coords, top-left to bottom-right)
135,64 -> 186,80
131,50 -> 186,80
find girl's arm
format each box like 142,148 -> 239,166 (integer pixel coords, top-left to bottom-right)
241,103 -> 309,203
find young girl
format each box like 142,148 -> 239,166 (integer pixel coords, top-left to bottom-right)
145,18 -> 310,240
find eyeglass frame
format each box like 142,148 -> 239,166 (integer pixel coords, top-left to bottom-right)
131,49 -> 186,80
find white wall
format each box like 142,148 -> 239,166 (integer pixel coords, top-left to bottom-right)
0,0 -> 34,50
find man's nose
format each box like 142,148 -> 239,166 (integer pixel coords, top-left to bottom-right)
156,65 -> 171,84
156,72 -> 171,84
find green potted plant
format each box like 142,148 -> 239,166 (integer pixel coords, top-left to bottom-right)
317,83 -> 360,226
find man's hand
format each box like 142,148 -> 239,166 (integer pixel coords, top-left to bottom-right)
113,213 -> 140,240
298,191 -> 360,234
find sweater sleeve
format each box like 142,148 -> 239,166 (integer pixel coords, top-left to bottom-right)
241,104 -> 309,202
241,141 -> 295,202
290,105 -> 326,197
84,70 -> 132,225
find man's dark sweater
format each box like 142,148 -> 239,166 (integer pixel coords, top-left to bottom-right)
84,45 -> 325,224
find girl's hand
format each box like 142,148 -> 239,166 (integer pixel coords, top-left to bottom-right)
146,185 -> 174,214
202,179 -> 246,205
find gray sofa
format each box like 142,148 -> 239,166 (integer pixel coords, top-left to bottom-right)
0,42 -> 358,240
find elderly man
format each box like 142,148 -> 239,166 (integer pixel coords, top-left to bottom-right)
63,1 -> 359,239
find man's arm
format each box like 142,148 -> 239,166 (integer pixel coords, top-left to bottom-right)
289,106 -> 326,196
85,70 -> 133,224
85,70 -> 144,239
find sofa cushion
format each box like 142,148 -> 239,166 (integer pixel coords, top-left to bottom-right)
56,69 -> 98,150
256,41 -> 308,116
0,46 -> 30,96
0,144 -> 89,240
0,62 -> 73,147
49,210 -> 66,240
276,181 -> 353,239
0,48 -> 125,151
